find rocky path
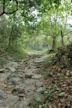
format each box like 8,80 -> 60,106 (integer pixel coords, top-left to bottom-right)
0,55 -> 46,108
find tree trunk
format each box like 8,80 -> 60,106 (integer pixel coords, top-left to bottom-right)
8,28 -> 12,48
61,30 -> 64,47
52,35 -> 56,50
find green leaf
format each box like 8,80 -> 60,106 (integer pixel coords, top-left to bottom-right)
59,92 -> 65,97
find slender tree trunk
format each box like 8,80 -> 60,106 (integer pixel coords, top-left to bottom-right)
8,27 -> 13,48
61,30 -> 64,47
8,36 -> 11,47
52,35 -> 56,50
8,14 -> 16,48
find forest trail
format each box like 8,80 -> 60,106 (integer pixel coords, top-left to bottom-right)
0,54 -> 47,108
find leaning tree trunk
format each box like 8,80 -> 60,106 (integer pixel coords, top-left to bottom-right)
61,30 -> 64,47
52,35 -> 56,51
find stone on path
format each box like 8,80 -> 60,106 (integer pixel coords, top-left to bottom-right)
5,61 -> 18,72
32,74 -> 42,79
25,72 -> 33,79
0,89 -> 7,100
0,89 -> 18,108
0,69 -> 5,73
0,54 -> 46,108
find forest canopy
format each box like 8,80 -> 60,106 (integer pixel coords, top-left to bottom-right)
0,0 -> 72,52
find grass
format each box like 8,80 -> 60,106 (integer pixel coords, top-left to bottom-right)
6,46 -> 27,61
